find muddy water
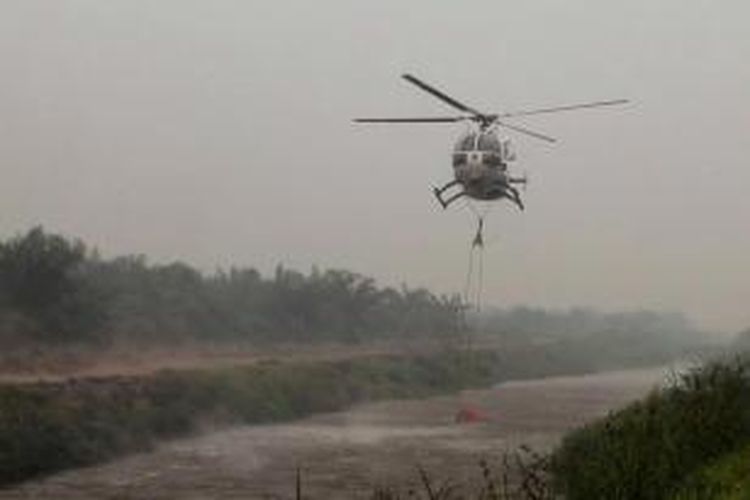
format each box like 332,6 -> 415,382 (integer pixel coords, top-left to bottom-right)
0,365 -> 682,499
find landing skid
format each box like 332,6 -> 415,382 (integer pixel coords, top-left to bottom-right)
432,186 -> 448,209
432,185 -> 466,209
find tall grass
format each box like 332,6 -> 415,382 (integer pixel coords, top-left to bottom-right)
551,358 -> 750,499
368,449 -> 554,500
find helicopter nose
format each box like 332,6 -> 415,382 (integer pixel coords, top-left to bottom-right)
467,153 -> 482,167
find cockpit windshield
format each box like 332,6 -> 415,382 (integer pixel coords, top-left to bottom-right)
454,132 -> 502,152
477,133 -> 502,152
454,133 -> 477,152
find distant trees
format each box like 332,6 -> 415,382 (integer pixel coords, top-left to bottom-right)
0,227 -> 106,343
0,228 -> 462,347
732,327 -> 750,351
478,306 -> 701,342
0,227 -> 84,314
475,305 -> 707,366
0,227 -> 704,352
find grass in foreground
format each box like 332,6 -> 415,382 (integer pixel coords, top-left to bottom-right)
552,358 -> 750,499
669,443 -> 750,500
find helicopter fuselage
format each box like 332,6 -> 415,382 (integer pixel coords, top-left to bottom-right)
453,148 -> 509,201
432,130 -> 525,210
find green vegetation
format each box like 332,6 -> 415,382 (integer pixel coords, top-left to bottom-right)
551,358 -> 750,499
0,227 -> 706,360
0,227 -> 461,348
670,443 -> 750,499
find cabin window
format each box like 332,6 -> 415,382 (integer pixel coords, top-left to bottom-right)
483,152 -> 502,167
502,140 -> 516,161
478,133 -> 501,152
456,134 -> 477,151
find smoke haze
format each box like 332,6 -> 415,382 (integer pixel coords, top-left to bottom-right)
1,0 -> 748,331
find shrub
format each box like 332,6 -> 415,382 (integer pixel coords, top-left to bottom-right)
552,358 -> 750,499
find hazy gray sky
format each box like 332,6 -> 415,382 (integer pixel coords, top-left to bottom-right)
1,1 -> 748,332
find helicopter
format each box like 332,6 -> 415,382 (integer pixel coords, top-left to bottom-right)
354,74 -> 628,210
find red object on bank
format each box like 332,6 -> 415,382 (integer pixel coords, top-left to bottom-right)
455,407 -> 489,423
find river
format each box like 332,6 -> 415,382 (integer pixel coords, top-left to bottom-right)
0,364 -> 683,499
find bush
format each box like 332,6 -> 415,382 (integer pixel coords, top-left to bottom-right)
552,358 -> 750,499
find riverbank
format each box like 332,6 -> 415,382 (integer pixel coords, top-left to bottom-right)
0,327 -> 694,489
2,350 -> 450,486
0,348 -> 507,486
0,336 -> 675,488
0,365 -> 674,499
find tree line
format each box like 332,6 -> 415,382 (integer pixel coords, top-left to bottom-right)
0,227 -> 463,346
0,227 -> 707,351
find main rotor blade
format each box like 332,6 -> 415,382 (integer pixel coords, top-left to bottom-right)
401,74 -> 485,117
353,117 -> 464,123
497,120 -> 557,143
499,99 -> 630,118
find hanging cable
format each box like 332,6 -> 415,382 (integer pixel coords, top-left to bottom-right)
462,200 -> 492,313
476,229 -> 485,312
462,213 -> 487,312
462,235 -> 475,309
460,210 -> 486,353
